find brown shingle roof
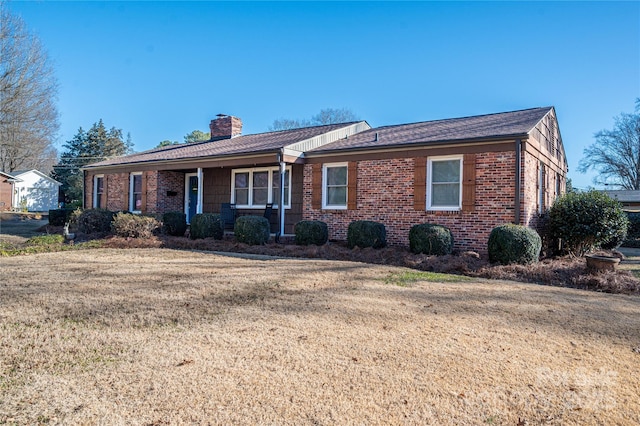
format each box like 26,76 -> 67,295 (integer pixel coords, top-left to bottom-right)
85,122 -> 359,169
308,107 -> 553,153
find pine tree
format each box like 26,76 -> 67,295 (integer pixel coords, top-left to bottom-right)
53,120 -> 133,205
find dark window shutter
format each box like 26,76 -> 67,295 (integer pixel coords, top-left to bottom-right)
312,164 -> 322,209
347,161 -> 357,210
414,157 -> 426,210
124,174 -> 130,211
103,175 -> 108,208
141,172 -> 148,213
462,154 -> 476,212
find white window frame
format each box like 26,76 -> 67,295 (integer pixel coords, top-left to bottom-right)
322,162 -> 348,210
93,174 -> 104,209
231,166 -> 291,209
426,155 -> 463,211
129,172 -> 143,213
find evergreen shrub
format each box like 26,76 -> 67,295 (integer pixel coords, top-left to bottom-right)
294,220 -> 329,246
347,220 -> 386,249
235,215 -> 270,245
409,223 -> 454,255
162,211 -> 187,236
488,224 -> 541,265
189,213 -> 223,240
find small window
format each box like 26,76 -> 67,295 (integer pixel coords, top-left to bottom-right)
427,156 -> 462,210
322,163 -> 348,209
93,175 -> 104,208
129,172 -> 143,212
231,167 -> 291,208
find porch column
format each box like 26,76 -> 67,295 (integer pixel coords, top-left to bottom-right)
279,157 -> 286,236
197,168 -> 203,214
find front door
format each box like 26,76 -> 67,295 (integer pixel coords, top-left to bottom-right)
185,174 -> 198,223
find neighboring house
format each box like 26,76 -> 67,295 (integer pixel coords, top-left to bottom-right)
83,108 -> 567,252
0,171 -> 16,211
5,170 -> 61,212
603,190 -> 640,212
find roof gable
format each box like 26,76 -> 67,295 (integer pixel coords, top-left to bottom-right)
9,169 -> 60,185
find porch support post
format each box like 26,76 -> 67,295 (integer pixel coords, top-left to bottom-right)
197,167 -> 203,214
278,151 -> 286,238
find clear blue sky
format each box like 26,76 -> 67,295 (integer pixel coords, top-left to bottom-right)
9,1 -> 640,190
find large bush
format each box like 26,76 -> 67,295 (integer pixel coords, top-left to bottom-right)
347,220 -> 386,249
111,212 -> 160,238
488,224 -> 541,265
409,223 -> 454,255
76,209 -> 116,234
190,213 -> 223,240
163,211 -> 187,236
48,209 -> 73,226
235,215 -> 270,245
294,220 -> 329,246
549,191 -> 629,256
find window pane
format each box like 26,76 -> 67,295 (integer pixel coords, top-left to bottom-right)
327,187 -> 347,205
235,172 -> 249,189
134,194 -> 142,209
133,175 -> 142,193
253,187 -> 268,205
271,170 -> 290,206
432,183 -> 460,206
253,171 -> 269,188
96,177 -> 104,193
235,188 -> 249,205
327,166 -> 347,186
432,160 -> 460,183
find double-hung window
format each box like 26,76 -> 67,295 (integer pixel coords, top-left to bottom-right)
427,156 -> 462,210
231,167 -> 291,208
322,163 -> 348,209
93,175 -> 104,208
129,172 -> 143,213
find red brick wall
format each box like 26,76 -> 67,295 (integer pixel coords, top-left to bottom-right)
302,153 -> 519,253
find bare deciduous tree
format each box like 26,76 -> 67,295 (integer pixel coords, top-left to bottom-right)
578,100 -> 640,190
269,108 -> 359,131
0,2 -> 59,173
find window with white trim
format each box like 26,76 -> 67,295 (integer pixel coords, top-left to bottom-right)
322,162 -> 348,209
427,156 -> 462,210
129,172 -> 143,213
231,166 -> 291,208
93,175 -> 104,208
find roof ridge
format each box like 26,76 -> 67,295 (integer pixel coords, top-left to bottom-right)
369,107 -> 553,131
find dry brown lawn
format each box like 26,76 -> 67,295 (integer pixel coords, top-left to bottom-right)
1,248 -> 639,425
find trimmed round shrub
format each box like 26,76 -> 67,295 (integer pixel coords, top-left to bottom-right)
76,209 -> 116,234
347,220 -> 386,249
235,215 -> 270,245
111,212 -> 160,238
549,190 -> 629,256
488,224 -> 542,265
189,213 -> 223,240
294,220 -> 328,246
163,211 -> 187,236
409,223 -> 454,255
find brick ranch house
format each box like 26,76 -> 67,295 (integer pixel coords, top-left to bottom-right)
83,107 -> 567,253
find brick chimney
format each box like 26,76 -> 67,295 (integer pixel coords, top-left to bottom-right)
209,114 -> 242,140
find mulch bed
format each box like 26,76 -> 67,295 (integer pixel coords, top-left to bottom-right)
91,232 -> 640,295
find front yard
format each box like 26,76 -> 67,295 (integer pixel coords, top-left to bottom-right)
1,248 -> 639,424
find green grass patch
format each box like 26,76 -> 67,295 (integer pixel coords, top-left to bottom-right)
25,234 -> 64,246
383,270 -> 472,286
0,238 -> 104,256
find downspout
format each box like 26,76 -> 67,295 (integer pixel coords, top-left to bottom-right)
196,167 -> 203,214
277,150 -> 286,241
514,139 -> 522,225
